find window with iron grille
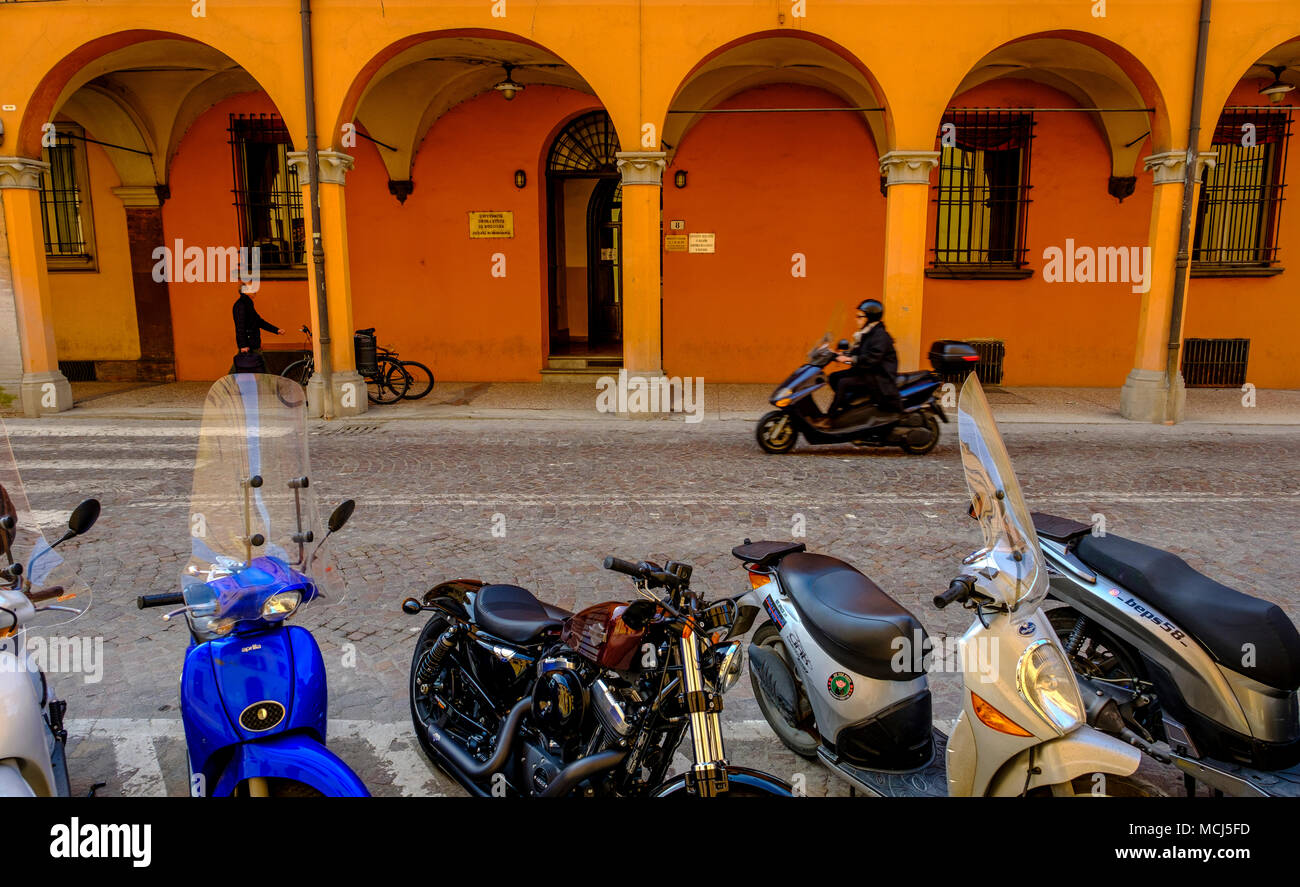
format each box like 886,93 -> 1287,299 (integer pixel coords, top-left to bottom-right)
38,126 -> 97,270
1193,108 -> 1291,270
229,114 -> 305,271
930,110 -> 1034,275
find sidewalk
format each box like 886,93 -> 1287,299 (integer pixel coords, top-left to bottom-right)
9,378 -> 1296,425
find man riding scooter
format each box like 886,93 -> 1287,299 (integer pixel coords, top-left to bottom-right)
811,298 -> 901,430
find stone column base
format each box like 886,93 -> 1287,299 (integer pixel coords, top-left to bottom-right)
1119,368 -> 1185,423
306,369 -> 368,418
20,370 -> 73,416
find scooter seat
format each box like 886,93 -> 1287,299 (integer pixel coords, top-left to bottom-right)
1074,533 -> 1300,691
895,370 -> 932,388
473,584 -> 571,644
777,553 -> 927,681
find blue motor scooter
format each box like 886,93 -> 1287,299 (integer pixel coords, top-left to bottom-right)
137,374 -> 368,797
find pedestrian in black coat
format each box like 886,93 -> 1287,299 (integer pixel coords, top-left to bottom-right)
231,285 -> 282,373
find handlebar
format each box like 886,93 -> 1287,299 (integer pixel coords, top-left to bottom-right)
934,576 -> 974,609
28,585 -> 67,603
603,556 -> 641,578
603,556 -> 686,591
138,592 -> 185,610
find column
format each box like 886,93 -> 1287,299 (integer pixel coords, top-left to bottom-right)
0,157 -> 73,416
879,150 -> 939,371
615,151 -> 666,376
287,149 -> 366,417
1119,150 -> 1215,423
112,186 -> 176,382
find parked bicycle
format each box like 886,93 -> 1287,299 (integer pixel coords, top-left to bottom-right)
282,326 -> 410,404
376,343 -> 435,400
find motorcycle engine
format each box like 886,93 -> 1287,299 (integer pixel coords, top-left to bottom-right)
532,657 -> 588,741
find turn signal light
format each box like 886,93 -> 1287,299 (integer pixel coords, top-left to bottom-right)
971,691 -> 1033,737
747,570 -> 770,590
774,398 -> 792,407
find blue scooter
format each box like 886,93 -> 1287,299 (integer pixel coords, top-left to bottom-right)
755,337 -> 978,455
137,374 -> 368,797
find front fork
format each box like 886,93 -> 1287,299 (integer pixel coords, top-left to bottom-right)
679,629 -> 729,796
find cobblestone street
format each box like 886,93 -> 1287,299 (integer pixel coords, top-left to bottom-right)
6,411 -> 1298,797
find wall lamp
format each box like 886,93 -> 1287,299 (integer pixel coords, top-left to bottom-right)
514,169 -> 527,189
674,169 -> 688,189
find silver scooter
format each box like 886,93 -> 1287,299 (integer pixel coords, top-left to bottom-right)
738,375 -> 1157,796
0,428 -> 100,797
1032,512 -> 1300,797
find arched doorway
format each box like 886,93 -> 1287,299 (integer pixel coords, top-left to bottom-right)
546,110 -> 623,363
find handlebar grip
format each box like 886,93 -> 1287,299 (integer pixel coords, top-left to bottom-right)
138,592 -> 185,610
28,585 -> 67,603
933,577 -> 972,609
603,556 -> 642,578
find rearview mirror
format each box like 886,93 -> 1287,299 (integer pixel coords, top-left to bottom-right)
328,499 -> 355,533
837,339 -> 849,350
67,499 -> 101,537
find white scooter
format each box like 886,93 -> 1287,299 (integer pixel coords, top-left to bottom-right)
737,375 -> 1159,796
0,430 -> 100,797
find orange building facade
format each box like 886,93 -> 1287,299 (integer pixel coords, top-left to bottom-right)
1,1 -> 1298,419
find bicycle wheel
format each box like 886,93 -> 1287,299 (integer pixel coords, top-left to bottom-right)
367,357 -> 409,404
399,360 -> 435,399
281,358 -> 314,390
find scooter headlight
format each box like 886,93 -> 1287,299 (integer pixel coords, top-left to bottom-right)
774,388 -> 794,407
1016,639 -> 1083,734
707,642 -> 745,694
260,590 -> 302,622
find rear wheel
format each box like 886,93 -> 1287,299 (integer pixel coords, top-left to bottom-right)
755,411 -> 799,454
281,358 -> 313,390
400,360 -> 435,399
898,412 -> 941,455
367,358 -> 409,404
749,621 -> 820,758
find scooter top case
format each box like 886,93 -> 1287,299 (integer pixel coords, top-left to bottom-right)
1034,512 -> 1300,770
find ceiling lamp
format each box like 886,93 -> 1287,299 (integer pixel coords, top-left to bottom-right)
1260,66 -> 1295,104
494,64 -> 525,101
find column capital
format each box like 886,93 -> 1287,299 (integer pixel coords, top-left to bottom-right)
287,149 -> 355,186
111,184 -> 165,207
879,150 -> 939,186
615,151 -> 667,186
0,157 -> 49,190
1142,150 -> 1217,186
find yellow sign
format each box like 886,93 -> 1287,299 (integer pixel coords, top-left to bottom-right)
468,211 -> 514,238
688,233 -> 715,254
664,234 -> 688,252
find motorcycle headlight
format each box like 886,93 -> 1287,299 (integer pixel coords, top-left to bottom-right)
1016,639 -> 1083,734
260,590 -> 302,622
708,642 -> 745,694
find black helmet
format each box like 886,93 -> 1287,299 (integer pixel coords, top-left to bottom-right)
857,299 -> 883,322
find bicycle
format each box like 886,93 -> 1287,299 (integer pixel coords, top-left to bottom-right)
282,326 -> 409,405
375,344 -> 435,400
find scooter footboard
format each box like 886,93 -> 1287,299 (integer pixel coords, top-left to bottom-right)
210,733 -> 370,797
987,725 -> 1141,797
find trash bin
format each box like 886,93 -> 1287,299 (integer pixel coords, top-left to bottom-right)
354,329 -> 378,376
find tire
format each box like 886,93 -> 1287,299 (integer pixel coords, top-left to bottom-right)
748,621 -> 820,758
281,358 -> 313,390
400,360 -> 435,399
898,412 -> 941,456
366,357 -> 409,404
755,410 -> 799,454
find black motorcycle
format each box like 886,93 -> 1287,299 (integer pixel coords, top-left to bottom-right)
755,338 -> 978,455
403,556 -> 792,797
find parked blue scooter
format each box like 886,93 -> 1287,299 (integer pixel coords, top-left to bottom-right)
137,374 -> 368,797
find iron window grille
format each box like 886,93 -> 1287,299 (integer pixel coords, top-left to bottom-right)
38,127 -> 96,269
1193,108 -> 1291,269
229,114 -> 305,270
548,111 -> 621,176
931,110 -> 1035,273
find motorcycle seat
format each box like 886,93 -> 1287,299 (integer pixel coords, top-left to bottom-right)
895,370 -> 933,388
776,552 -> 928,681
473,584 -> 571,644
1074,533 -> 1300,691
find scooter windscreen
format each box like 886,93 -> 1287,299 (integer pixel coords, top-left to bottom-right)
955,375 -> 1048,615
0,421 -> 94,628
183,375 -> 343,620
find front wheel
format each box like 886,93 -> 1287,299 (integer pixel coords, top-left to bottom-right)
749,621 -> 820,758
755,410 -> 799,454
898,412 -> 941,455
281,358 -> 313,390
1033,773 -> 1167,797
400,360 -> 435,399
